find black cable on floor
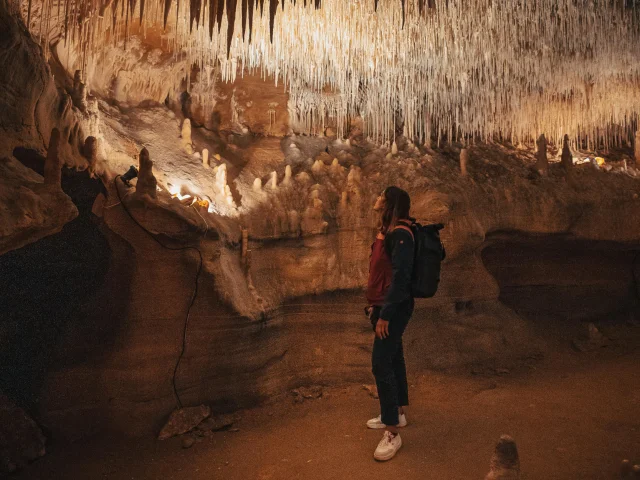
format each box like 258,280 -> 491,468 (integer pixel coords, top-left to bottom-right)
114,176 -> 203,409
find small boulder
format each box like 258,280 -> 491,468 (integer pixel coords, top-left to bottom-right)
158,405 -> 211,440
197,414 -> 234,432
362,384 -> 379,399
485,435 -> 520,480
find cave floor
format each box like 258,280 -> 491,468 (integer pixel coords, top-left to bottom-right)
17,346 -> 640,480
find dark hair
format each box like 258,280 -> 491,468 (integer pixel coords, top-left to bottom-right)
380,186 -> 411,233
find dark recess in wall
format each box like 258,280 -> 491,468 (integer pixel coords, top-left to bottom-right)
482,232 -> 640,327
0,152 -> 110,414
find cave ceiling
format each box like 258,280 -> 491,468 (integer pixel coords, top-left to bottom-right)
19,0 -> 640,144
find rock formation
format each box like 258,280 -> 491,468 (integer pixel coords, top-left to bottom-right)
135,148 -> 157,199
43,128 -> 62,188
485,435 -> 520,480
536,134 -> 548,174
202,148 -> 209,168
561,134 -> 573,172
635,130 -> 640,167
72,70 -> 87,112
460,148 -> 469,176
181,118 -> 193,154
83,135 -> 98,176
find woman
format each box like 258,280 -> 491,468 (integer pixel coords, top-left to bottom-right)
365,186 -> 415,461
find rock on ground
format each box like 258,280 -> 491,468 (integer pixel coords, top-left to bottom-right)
158,405 -> 211,440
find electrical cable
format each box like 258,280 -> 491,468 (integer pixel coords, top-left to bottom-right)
114,176 -> 203,409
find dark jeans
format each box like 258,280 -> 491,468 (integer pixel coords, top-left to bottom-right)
370,299 -> 413,426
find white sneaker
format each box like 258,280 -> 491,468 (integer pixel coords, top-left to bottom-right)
366,413 -> 407,429
374,431 -> 402,461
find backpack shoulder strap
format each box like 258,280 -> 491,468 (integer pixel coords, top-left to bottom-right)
391,224 -> 415,241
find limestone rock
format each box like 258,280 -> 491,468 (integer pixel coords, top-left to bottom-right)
158,405 -> 211,440
485,435 -> 520,480
301,198 -> 328,235
44,128 -> 62,189
202,148 -> 209,168
135,148 -> 157,199
0,156 -> 77,255
460,148 -> 469,176
0,393 -> 46,475
536,134 -> 548,175
196,414 -> 234,432
292,385 -> 323,400
181,436 -> 195,449
561,134 -> 572,172
72,70 -> 87,112
362,384 -> 379,399
571,323 -> 609,352
181,119 -> 193,154
83,136 -> 98,176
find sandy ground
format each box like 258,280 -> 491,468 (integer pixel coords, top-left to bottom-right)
14,344 -> 640,480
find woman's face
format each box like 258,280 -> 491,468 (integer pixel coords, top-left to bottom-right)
373,191 -> 386,211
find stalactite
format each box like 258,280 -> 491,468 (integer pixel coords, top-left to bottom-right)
28,0 -> 640,147
241,0 -> 247,39
269,0 -> 278,43
226,0 -> 237,55
248,0 -> 254,41
216,0 -> 225,32
163,0 -> 171,27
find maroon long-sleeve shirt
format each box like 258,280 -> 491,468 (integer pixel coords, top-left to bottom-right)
366,232 -> 393,306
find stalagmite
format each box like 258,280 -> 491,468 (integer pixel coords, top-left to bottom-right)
301,197 -> 328,235
621,460 -> 632,477
312,159 -> 324,172
136,148 -> 158,199
215,163 -> 227,192
83,136 -> 98,176
253,177 -> 262,191
282,164 -> 292,186
485,435 -> 520,480
44,128 -> 62,189
635,130 -> 640,167
72,70 -> 87,112
460,148 -> 469,176
181,119 -> 193,155
536,134 -> 548,175
202,148 -> 210,168
241,228 -> 248,262
391,141 -> 398,155
269,171 -> 277,189
560,134 -> 572,172
287,209 -> 300,236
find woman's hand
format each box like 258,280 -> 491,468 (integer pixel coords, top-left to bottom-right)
375,319 -> 390,339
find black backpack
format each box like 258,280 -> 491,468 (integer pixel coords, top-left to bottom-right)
394,222 -> 446,298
